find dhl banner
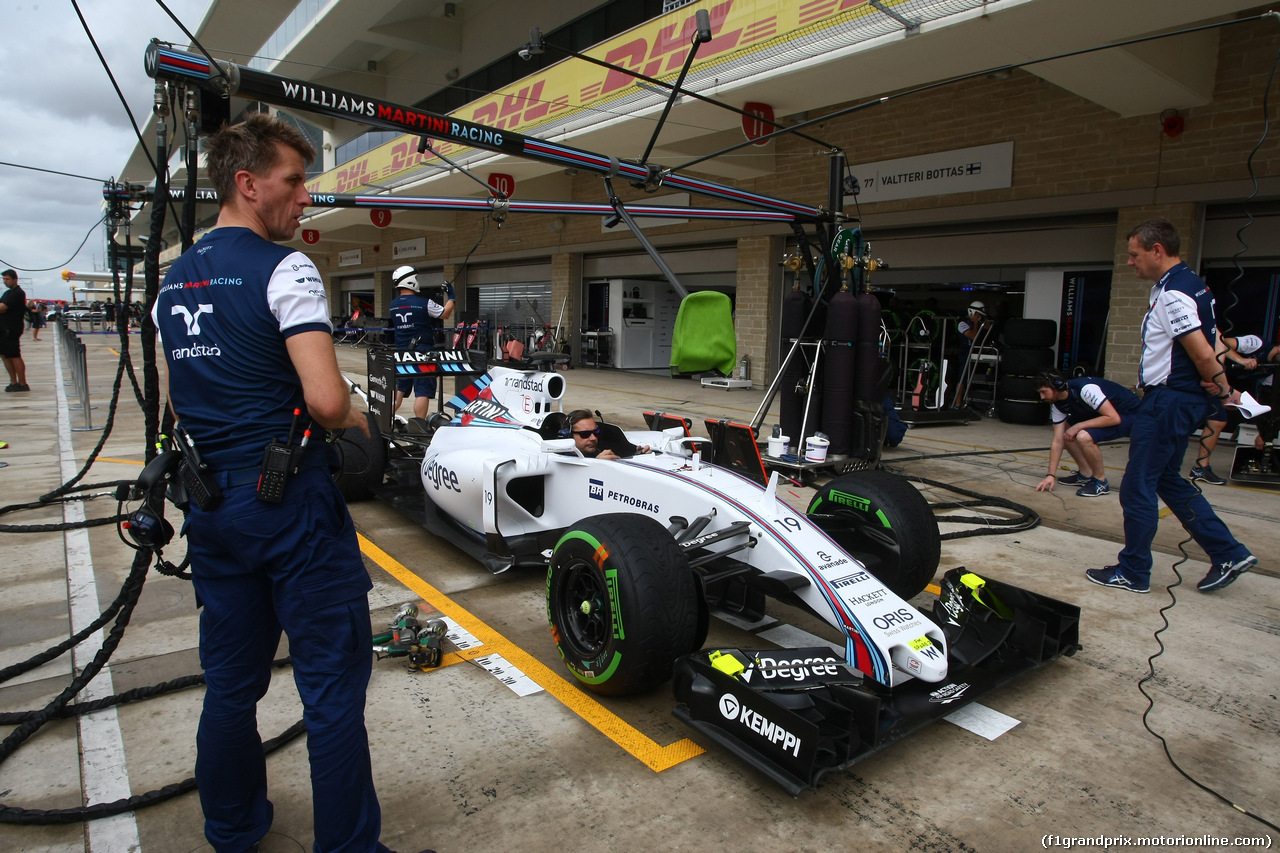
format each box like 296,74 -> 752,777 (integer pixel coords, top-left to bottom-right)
305,0 -> 898,195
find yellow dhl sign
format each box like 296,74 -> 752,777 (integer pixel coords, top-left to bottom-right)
306,0 -> 887,195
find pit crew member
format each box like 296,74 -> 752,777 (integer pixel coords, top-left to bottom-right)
1034,370 -> 1141,497
389,265 -> 454,419
153,114 -> 404,852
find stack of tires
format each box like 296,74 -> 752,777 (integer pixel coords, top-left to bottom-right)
997,318 -> 1057,425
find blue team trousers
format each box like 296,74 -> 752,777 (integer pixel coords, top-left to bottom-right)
1116,385 -> 1249,584
184,466 -> 388,853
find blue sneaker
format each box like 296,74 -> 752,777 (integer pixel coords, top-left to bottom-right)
1197,554 -> 1256,592
1085,566 -> 1149,594
1189,465 -> 1228,486
1076,478 -> 1110,497
1057,471 -> 1090,486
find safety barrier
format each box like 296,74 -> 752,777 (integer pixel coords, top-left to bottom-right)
56,317 -> 101,431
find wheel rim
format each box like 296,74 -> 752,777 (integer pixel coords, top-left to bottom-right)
556,559 -> 610,659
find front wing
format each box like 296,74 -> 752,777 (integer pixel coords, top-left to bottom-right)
672,568 -> 1081,795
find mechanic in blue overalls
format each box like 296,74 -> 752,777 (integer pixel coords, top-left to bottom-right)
1033,370 -> 1141,498
1086,218 -> 1256,595
389,264 -> 454,420
154,115 -> 407,853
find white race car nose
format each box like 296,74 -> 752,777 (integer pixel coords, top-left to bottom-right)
889,635 -> 948,682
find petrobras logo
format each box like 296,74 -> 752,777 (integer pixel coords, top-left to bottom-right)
606,489 -> 658,514
588,478 -> 604,501
718,693 -> 802,757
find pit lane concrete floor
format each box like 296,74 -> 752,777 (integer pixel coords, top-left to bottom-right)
1,333 -> 1277,853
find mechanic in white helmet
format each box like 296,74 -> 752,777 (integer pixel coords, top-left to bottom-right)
389,265 -> 455,419
953,300 -> 992,407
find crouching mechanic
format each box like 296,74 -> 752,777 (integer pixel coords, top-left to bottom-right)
390,265 -> 455,420
1189,334 -> 1276,485
1034,370 -> 1141,497
154,115 -> 418,853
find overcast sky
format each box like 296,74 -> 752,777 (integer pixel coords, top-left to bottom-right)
0,0 -> 212,301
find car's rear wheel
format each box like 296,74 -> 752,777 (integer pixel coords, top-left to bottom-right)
547,513 -> 698,696
806,470 -> 940,599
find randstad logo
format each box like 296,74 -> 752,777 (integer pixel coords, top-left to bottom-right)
171,303 -> 213,336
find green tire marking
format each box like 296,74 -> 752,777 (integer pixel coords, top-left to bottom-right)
876,509 -> 891,528
570,651 -> 623,685
554,529 -> 603,552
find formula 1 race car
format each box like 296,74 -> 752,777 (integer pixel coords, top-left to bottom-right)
340,351 -> 1080,790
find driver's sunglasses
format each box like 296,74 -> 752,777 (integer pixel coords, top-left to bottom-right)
574,428 -> 601,438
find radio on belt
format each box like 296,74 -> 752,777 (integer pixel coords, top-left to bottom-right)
257,407 -> 309,503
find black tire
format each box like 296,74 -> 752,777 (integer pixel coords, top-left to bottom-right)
998,398 -> 1050,425
806,470 -> 940,600
1000,375 -> 1041,400
547,514 -> 698,696
1001,318 -> 1057,348
1001,346 -> 1055,376
332,411 -> 387,501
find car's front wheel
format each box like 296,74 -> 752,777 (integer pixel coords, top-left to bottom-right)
547,513 -> 698,696
806,470 -> 940,600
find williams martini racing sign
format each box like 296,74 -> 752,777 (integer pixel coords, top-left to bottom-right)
846,141 -> 1013,204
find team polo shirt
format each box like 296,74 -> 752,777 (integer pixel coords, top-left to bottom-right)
1050,377 -> 1142,425
389,292 -> 445,350
153,227 -> 332,471
1138,262 -> 1218,394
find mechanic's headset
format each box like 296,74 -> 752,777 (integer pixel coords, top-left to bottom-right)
121,449 -> 182,550
1037,370 -> 1068,392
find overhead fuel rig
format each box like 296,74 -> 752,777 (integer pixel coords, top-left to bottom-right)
132,21 -> 896,472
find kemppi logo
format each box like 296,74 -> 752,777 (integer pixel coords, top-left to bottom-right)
719,693 -> 802,757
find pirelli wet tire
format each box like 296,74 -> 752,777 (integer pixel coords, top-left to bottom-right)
805,470 -> 940,600
547,513 -> 699,696
332,410 -> 387,502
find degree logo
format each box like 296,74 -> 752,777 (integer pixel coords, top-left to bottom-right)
718,694 -> 740,720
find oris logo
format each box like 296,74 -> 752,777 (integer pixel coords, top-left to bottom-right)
873,608 -> 916,630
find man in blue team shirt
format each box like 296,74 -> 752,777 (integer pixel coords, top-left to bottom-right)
154,115 -> 410,853
388,265 -> 454,420
1034,371 -> 1141,498
1086,219 -> 1256,594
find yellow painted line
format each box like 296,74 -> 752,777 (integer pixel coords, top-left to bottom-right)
96,457 -> 144,466
925,583 -> 941,596
357,532 -> 704,772
1159,506 -> 1175,519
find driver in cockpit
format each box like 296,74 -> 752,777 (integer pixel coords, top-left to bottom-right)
566,409 -> 649,459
